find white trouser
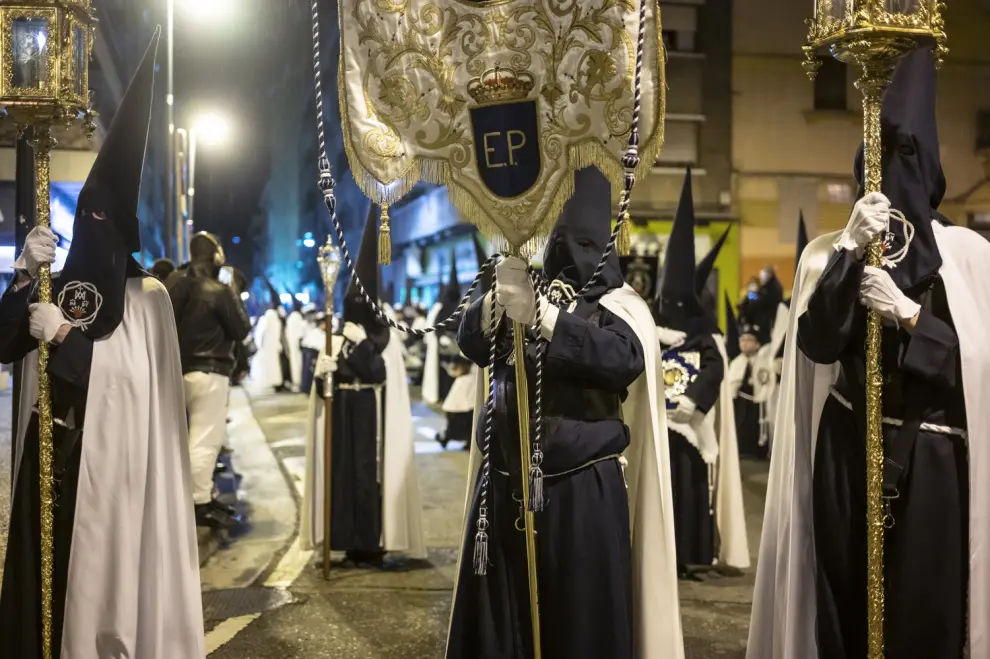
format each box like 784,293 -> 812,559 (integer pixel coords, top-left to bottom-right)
184,371 -> 231,505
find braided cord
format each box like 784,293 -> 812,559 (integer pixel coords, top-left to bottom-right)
473,275 -> 500,575
311,0 -> 488,336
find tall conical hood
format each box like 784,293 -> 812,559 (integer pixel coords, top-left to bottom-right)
438,249 -> 462,320
54,29 -> 160,342
853,44 -> 943,289
343,205 -> 381,328
724,293 -> 740,360
658,168 -> 706,329
795,211 -> 808,276
81,27 -> 159,254
694,226 -> 731,296
543,166 -> 624,301
473,232 -> 493,299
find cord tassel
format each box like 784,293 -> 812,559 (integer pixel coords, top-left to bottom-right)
378,204 -> 392,265
617,211 -> 631,256
473,516 -> 490,575
529,464 -> 545,512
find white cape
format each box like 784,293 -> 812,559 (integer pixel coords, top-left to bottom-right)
300,333 -> 426,559
421,302 -> 443,404
251,308 -> 284,388
285,310 -> 307,388
15,277 -> 205,659
448,284 -> 684,658
747,221 -> 990,658
441,365 -> 477,415
712,335 -> 751,570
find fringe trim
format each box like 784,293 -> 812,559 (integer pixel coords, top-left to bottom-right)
336,0 -> 667,251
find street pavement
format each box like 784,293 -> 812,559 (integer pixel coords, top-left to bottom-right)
0,385 -> 768,658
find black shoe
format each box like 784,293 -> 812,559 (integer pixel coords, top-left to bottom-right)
436,432 -> 449,449
195,500 -> 241,529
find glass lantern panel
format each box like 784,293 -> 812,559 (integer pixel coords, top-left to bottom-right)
12,17 -> 50,90
829,0 -> 848,20
73,25 -> 86,96
885,0 -> 922,13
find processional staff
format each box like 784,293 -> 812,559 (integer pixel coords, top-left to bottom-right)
0,4 -> 98,657
804,2 -> 947,657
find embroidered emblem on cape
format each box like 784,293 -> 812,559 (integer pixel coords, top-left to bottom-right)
757,368 -> 771,385
548,279 -> 576,307
662,349 -> 700,410
57,281 -> 102,330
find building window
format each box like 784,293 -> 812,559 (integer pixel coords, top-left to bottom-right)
661,5 -> 698,53
977,110 -> 990,150
826,183 -> 854,204
814,57 -> 847,111
655,120 -> 699,166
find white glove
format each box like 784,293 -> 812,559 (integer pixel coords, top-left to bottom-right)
29,303 -> 68,343
439,335 -> 453,349
835,192 -> 889,259
657,326 -> 687,349
859,265 -> 921,325
13,227 -> 57,277
668,395 -> 697,425
342,321 -> 367,344
495,256 -> 536,325
314,354 -> 337,379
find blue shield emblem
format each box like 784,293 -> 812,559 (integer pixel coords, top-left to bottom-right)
661,349 -> 701,410
470,99 -> 541,199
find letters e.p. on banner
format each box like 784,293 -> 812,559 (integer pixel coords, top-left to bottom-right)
338,0 -> 667,251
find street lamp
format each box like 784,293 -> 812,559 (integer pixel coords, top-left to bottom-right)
0,3 -> 96,655
165,0 -> 235,262
175,110 -> 230,261
804,3 -> 945,657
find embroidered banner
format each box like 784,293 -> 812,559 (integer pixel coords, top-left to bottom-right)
338,0 -> 666,250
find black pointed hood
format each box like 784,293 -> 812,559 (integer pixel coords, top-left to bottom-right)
438,249 -> 462,320
54,29 -> 159,341
343,205 -> 381,330
694,226 -> 731,296
543,166 -> 624,301
657,168 -> 709,332
724,293 -> 740,360
795,212 -> 808,276
473,232 -> 493,299
853,44 -> 944,289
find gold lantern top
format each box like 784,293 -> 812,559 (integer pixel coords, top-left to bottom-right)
0,0 -> 96,133
804,0 -> 946,75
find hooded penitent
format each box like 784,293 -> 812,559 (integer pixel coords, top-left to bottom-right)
657,168 -> 716,335
55,30 -> 159,339
543,165 -> 624,305
795,212 -> 808,274
853,44 -> 945,291
344,205 -> 389,345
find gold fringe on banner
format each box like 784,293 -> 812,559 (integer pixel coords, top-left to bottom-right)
378,204 -> 392,265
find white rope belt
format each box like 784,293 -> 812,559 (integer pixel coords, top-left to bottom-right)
31,407 -> 71,429
336,383 -> 383,392
737,391 -> 757,403
494,453 -> 625,481
828,387 -> 967,439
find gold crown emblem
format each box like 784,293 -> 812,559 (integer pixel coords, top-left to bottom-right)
467,63 -> 535,105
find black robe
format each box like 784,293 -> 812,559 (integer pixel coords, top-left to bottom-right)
320,336 -> 388,558
798,251 -> 967,659
447,295 -> 643,659
664,331 -> 724,569
734,358 -> 767,460
0,280 -> 96,658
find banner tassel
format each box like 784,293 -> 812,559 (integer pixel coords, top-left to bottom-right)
617,211 -> 631,256
378,203 -> 392,265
